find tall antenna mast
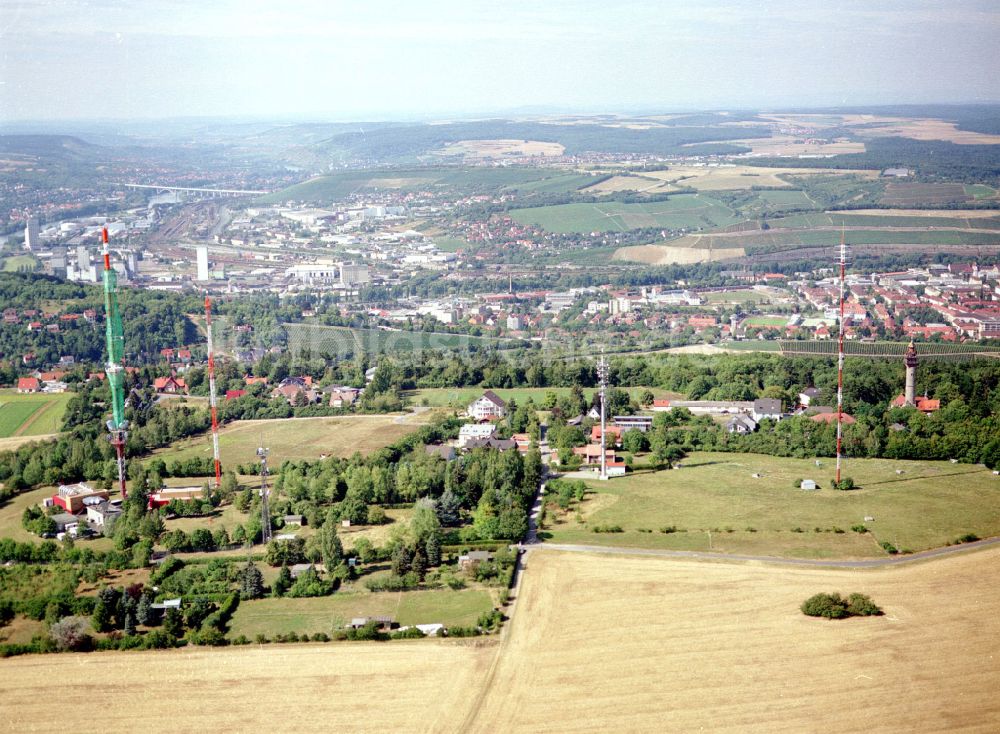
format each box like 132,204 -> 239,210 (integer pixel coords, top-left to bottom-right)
205,295 -> 221,487
835,228 -> 847,485
101,227 -> 129,499
597,351 -> 609,481
257,445 -> 272,543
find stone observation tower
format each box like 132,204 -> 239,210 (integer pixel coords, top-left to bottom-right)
904,340 -> 918,407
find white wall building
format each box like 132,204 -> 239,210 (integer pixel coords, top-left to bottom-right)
196,246 -> 210,282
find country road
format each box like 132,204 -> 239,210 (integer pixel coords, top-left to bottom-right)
523,534 -> 1000,568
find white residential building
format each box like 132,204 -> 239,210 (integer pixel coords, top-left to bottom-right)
466,390 -> 507,421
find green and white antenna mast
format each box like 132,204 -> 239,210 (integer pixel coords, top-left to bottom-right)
101,227 -> 129,499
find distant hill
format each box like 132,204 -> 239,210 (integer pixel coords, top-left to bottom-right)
0,134 -> 98,162
291,117 -> 771,167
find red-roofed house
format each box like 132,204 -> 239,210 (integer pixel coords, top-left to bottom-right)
590,424 -> 624,444
810,412 -> 856,425
17,377 -> 40,393
225,389 -> 247,400
244,375 -> 269,386
891,394 -> 941,413
153,375 -> 188,394
651,399 -> 671,412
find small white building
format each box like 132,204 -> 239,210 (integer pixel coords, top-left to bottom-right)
458,423 -> 497,448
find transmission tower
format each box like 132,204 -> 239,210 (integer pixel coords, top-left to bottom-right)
257,445 -> 272,543
597,351 -> 609,481
100,227 -> 129,499
835,230 -> 848,485
205,295 -> 221,487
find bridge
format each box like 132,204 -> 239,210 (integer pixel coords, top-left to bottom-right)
121,183 -> 269,196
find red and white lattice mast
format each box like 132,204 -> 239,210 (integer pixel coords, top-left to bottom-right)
835,229 -> 847,485
205,295 -> 222,487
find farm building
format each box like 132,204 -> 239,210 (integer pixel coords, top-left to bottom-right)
458,550 -> 494,571
467,390 -> 507,421
800,479 -> 818,491
349,616 -> 395,631
16,377 -> 41,393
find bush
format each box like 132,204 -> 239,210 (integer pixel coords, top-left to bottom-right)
802,592 -> 882,619
659,525 -> 679,534
880,541 -> 898,555
142,629 -> 178,649
832,477 -> 856,491
49,616 -> 92,651
846,593 -> 883,617
956,533 -> 980,544
591,524 -> 624,534
801,593 -> 850,619
391,627 -> 426,640
851,524 -> 868,534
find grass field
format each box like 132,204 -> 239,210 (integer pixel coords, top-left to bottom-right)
0,390 -> 71,437
406,386 -> 678,409
966,184 -> 997,199
149,414 -> 431,466
742,315 -> 788,327
2,254 -> 40,272
229,589 -> 493,638
544,452 -> 1000,557
509,193 -> 743,233
702,289 -> 772,305
466,548 -> 1000,732
432,235 -> 473,252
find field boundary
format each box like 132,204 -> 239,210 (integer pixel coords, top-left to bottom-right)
530,534 -> 1000,568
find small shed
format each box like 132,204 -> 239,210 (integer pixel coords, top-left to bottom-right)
800,479 -> 818,491
283,514 -> 306,527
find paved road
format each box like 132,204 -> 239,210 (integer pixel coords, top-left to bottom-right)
521,535 -> 1000,568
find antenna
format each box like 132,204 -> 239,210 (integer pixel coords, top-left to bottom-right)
205,295 -> 222,487
597,351 -> 609,481
101,226 -> 129,500
257,444 -> 272,543
835,227 -> 848,485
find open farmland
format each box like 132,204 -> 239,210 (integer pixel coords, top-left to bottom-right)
0,643 -> 496,733
543,452 -> 1000,557
881,182 -> 971,206
466,548 -> 1000,732
0,390 -> 71,438
612,243 -> 746,264
5,548 -> 1000,731
149,414 -> 431,466
632,164 -> 876,191
258,166 -> 587,203
436,139 -> 565,158
510,194 -> 742,233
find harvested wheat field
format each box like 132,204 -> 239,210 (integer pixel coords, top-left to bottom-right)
614,243 -> 745,264
466,548 -> 1000,733
0,641 -> 496,733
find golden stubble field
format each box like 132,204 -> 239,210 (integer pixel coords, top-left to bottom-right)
0,641 -> 497,733
3,549 -> 999,732
466,548 -> 1000,733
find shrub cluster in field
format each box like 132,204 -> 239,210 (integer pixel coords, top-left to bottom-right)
801,592 -> 883,619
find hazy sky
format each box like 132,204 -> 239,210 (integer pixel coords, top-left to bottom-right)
2,0 -> 999,121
